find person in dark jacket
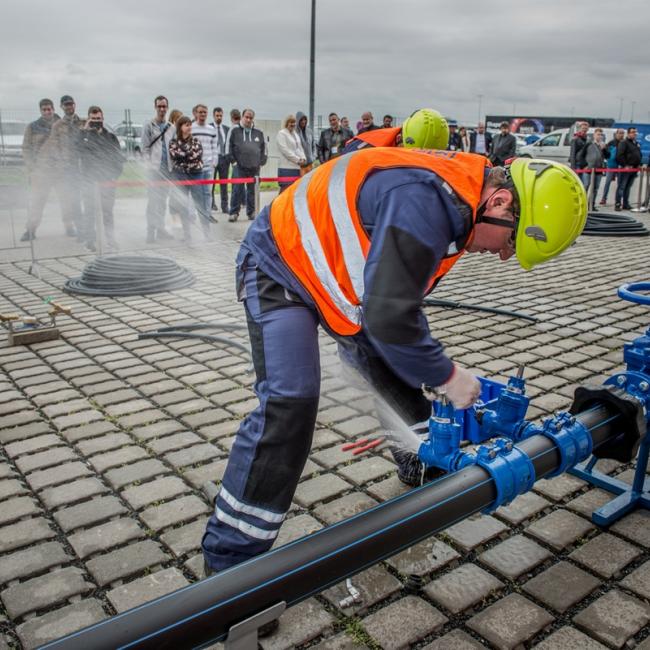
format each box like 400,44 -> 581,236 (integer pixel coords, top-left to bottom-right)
317,113 -> 349,163
580,128 -> 607,211
569,121 -> 589,170
295,110 -> 315,171
447,122 -> 462,151
615,127 -> 642,210
469,122 -> 493,156
228,108 -> 267,222
210,107 -> 230,213
489,122 -> 517,166
78,106 -> 125,250
600,129 -> 624,205
357,111 -> 380,134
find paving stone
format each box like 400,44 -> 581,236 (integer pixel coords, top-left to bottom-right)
105,459 -> 168,489
525,509 -> 594,551
523,561 -> 600,613
337,456 -> 395,486
424,563 -> 503,614
52,409 -> 105,430
365,474 -> 410,501
117,409 -> 168,429
54,495 -> 127,532
334,416 -> 379,437
26,461 -> 93,491
0,478 -> 28,500
121,476 -> 190,510
147,431 -> 203,454
183,458 -> 228,490
620,560 -> 650,600
140,495 -> 210,531
68,518 -> 145,558
312,632 -> 369,649
131,420 -> 186,441
0,541 -> 71,585
164,443 -> 221,469
61,420 -> 119,443
573,590 -> 650,648
321,564 -> 401,614
361,595 -> 447,650
386,538 -> 460,577
478,534 -> 552,580
0,422 -> 54,444
294,473 -> 352,508
0,517 -> 55,553
14,446 -> 77,473
40,477 -> 109,509
0,566 -> 93,619
4,434 -> 62,458
421,629 -> 486,650
106,567 -> 190,613
311,444 -> 353,469
89,446 -> 150,473
467,593 -> 554,649
259,597 -> 335,650
16,599 -> 107,650
312,492 -> 378,526
273,514 -> 322,548
443,514 -> 509,552
0,496 -> 40,526
534,474 -> 587,501
569,532 -> 642,578
610,510 -> 650,546
565,488 -> 615,518
161,516 -> 209,557
86,539 -> 170,586
533,626 -> 609,650
495,491 -> 550,525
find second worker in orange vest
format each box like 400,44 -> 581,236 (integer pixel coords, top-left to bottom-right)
202,147 -> 587,574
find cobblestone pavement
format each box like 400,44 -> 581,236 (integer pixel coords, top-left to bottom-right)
1,209 -> 649,649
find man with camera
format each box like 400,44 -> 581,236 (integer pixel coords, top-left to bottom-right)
79,106 -> 125,251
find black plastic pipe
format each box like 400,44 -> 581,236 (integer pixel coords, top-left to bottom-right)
423,298 -> 538,323
42,404 -> 618,650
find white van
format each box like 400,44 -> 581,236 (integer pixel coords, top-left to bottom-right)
518,127 -> 616,164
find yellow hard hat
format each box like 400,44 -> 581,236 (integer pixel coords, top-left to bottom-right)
401,109 -> 449,150
508,158 -> 587,270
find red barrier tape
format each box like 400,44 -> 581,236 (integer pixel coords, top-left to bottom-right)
101,176 -> 300,188
574,167 -> 646,174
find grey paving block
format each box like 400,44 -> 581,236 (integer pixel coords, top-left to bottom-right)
140,495 -> 209,531
467,593 -> 554,649
14,446 -> 77,473
1,566 -> 94,619
312,492 -> 378,526
424,563 -> 503,614
421,630 -> 486,650
0,517 -> 55,553
569,532 -> 642,578
0,496 -> 40,526
620,559 -> 650,600
259,597 -> 335,650
161,516 -> 209,557
361,595 -> 447,650
0,541 -> 71,585
26,461 -> 93,491
565,488 -> 615,517
106,568 -> 190,613
54,495 -> 127,532
533,474 -> 587,501
386,538 -> 460,577
443,514 -> 509,552
525,509 -> 594,550
40,477 -> 109,509
147,431 -> 203,454
533,626 -> 609,650
105,459 -> 168,489
610,510 -> 650,547
16,599 -> 107,650
478,534 -> 552,580
183,458 -> 228,490
312,632 -> 368,649
121,476 -> 191,510
164,443 -> 221,469
322,564 -> 401,614
0,478 -> 28,501
273,514 -> 322,548
68,518 -> 145,558
523,561 -> 601,613
294,473 -> 352,508
495,491 -> 550,525
573,589 -> 650,648
89,446 -> 150,473
4,434 -> 62,458
337,456 -> 395,486
86,539 -> 170,586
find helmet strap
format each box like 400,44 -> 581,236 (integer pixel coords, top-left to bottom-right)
476,215 -> 516,229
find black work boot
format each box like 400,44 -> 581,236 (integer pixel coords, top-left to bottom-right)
391,448 -> 445,487
203,558 -> 279,637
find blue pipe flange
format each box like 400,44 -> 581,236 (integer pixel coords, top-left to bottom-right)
539,411 -> 593,477
474,438 -> 536,512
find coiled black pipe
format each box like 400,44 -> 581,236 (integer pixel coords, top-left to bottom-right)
64,255 -> 195,296
582,212 -> 649,237
42,404 -> 620,650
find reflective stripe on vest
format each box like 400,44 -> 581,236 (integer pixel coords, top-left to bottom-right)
351,126 -> 401,149
270,148 -> 490,336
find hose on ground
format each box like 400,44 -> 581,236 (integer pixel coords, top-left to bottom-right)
64,255 -> 195,296
582,212 -> 649,237
138,331 -> 250,355
423,298 -> 538,322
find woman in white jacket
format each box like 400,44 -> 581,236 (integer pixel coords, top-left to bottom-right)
276,114 -> 306,193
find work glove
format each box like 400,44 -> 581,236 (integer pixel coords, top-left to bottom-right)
438,364 -> 481,409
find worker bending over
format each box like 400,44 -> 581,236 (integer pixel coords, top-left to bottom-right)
202,147 -> 587,574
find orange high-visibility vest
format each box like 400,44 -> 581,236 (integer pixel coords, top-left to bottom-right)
269,148 -> 490,336
349,126 -> 401,149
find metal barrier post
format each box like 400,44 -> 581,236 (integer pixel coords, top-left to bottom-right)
588,168 -> 596,209
95,182 -> 104,257
635,167 -> 643,209
254,175 -> 260,215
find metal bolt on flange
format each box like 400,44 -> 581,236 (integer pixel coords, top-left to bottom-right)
639,381 -> 649,392
616,375 -> 627,386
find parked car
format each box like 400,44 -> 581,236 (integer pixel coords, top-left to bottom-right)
518,127 -> 616,164
112,122 -> 143,158
0,119 -> 27,164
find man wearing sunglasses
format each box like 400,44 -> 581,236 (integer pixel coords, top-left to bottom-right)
203,149 -> 587,576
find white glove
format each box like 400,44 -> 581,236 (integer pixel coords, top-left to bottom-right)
439,364 -> 481,409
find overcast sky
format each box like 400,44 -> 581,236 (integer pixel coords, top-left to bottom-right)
3,0 -> 649,125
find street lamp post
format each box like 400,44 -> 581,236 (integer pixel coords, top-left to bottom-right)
309,0 -> 316,131
477,94 -> 483,125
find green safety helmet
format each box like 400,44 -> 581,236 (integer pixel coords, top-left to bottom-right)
401,109 -> 449,150
507,158 -> 587,270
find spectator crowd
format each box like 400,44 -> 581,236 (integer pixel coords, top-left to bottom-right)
19,96 -> 647,251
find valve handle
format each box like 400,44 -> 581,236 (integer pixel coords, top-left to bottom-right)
618,282 -> 650,306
